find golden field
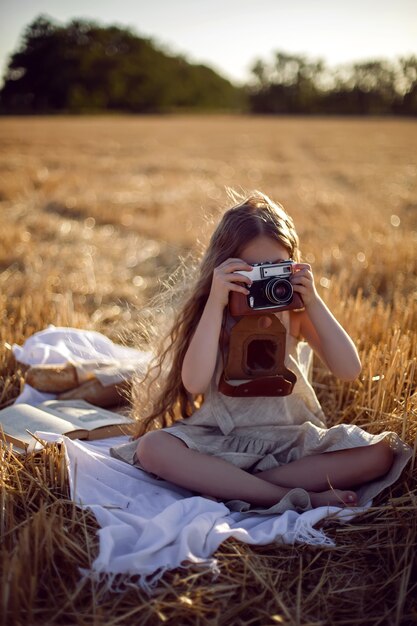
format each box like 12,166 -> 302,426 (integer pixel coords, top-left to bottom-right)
0,115 -> 416,625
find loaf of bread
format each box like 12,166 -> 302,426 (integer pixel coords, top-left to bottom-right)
58,379 -> 130,407
25,363 -> 79,392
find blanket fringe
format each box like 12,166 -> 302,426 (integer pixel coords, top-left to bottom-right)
293,520 -> 335,547
78,558 -> 221,596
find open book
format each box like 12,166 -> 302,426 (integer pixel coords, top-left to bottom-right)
0,399 -> 135,452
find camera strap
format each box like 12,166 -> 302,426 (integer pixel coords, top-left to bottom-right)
219,314 -> 297,397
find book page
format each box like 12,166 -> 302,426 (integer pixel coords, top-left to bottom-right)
39,400 -> 132,431
0,404 -> 77,446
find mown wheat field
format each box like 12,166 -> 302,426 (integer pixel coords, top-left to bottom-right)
1,115 -> 416,625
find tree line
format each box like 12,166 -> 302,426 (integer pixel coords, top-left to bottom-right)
1,15 -> 416,115
249,52 -> 417,116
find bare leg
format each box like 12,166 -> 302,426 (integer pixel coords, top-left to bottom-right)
136,431 -> 360,508
255,440 -> 394,491
136,431 -> 291,506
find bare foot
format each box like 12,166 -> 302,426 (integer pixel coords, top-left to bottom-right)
310,489 -> 357,508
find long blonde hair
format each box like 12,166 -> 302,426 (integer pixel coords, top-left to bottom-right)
131,190 -> 300,437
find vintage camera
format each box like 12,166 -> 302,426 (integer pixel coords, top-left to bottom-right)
229,260 -> 303,316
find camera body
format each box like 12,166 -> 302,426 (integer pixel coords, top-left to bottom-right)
229,260 -> 304,316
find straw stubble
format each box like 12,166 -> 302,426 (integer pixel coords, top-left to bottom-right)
0,115 -> 416,625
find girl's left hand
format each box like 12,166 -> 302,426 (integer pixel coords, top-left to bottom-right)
291,263 -> 320,308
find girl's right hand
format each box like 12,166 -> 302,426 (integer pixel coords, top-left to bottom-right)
208,258 -> 253,309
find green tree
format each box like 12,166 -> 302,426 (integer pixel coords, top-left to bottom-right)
397,56 -> 417,115
0,15 -> 244,113
249,51 -> 325,113
249,50 -> 416,116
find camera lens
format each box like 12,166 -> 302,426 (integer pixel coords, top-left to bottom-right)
265,278 -> 293,304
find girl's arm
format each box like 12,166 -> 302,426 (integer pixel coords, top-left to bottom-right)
291,263 -> 362,381
181,258 -> 252,394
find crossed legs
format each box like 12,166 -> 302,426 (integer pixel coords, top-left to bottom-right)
135,431 -> 394,508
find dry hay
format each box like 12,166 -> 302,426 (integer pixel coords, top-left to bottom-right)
0,115 -> 416,625
1,440 -> 416,625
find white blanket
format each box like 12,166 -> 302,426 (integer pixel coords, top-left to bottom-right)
12,327 -> 366,593
37,432 -> 361,594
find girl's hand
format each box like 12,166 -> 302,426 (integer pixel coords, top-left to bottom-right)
208,258 -> 253,309
291,263 -> 320,308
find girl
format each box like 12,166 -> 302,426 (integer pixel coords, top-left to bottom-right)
111,191 -> 412,514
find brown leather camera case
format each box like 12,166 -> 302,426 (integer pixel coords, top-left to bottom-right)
219,314 -> 297,397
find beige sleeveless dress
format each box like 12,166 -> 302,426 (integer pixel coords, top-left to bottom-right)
110,310 -> 412,514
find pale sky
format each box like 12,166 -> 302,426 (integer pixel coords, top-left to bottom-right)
1,0 -> 416,87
